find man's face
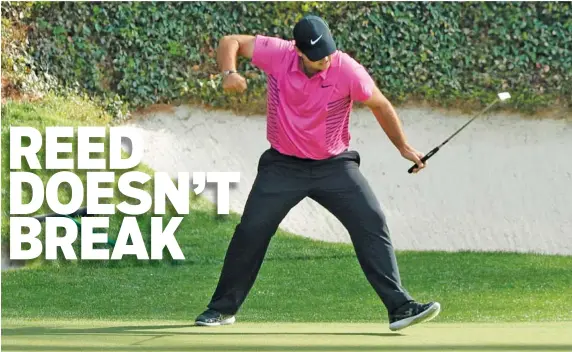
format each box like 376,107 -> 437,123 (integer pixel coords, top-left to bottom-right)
298,51 -> 332,73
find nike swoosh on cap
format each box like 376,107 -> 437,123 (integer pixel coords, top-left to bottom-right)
310,34 -> 323,45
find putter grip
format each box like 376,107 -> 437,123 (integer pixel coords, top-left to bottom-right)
408,147 -> 440,173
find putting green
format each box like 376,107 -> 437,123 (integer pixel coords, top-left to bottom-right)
2,319 -> 571,352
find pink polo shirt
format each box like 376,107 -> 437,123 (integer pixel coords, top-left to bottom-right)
251,35 -> 376,160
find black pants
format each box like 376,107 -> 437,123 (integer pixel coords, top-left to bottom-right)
207,148 -> 413,315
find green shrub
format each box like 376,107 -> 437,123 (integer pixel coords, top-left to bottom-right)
5,1 -> 572,115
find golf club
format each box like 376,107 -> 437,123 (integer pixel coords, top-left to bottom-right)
408,92 -> 511,174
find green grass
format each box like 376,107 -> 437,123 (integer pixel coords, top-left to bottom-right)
3,320 -> 572,352
1,93 -> 113,128
2,194 -> 572,323
2,95 -> 572,326
1,93 -> 154,242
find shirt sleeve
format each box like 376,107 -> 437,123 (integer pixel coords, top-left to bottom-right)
349,65 -> 376,102
251,35 -> 294,76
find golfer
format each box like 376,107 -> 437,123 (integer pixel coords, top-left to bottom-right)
195,15 -> 441,331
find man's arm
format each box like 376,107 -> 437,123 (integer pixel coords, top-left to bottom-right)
216,35 -> 255,93
217,35 -> 256,72
363,86 -> 407,150
217,34 -> 292,94
363,86 -> 426,172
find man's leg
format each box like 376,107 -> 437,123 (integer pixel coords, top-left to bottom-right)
308,150 -> 439,330
198,149 -> 309,323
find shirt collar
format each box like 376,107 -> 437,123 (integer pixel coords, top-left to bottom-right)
291,52 -> 339,79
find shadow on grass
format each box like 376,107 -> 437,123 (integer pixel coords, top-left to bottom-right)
1,324 -> 400,337
3,344 -> 572,351
3,325 -> 572,351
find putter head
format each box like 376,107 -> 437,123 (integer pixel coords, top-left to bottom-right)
498,92 -> 511,101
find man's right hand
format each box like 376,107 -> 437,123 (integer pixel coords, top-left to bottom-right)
222,73 -> 247,93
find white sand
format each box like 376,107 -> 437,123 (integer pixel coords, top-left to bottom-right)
124,105 -> 572,255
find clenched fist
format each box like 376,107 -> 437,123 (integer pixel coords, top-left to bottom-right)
222,73 -> 247,93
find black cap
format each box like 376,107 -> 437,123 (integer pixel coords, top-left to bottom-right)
293,15 -> 336,62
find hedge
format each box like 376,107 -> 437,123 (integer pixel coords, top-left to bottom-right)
4,1 -> 572,117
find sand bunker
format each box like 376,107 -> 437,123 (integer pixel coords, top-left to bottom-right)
125,105 -> 571,255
